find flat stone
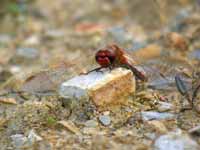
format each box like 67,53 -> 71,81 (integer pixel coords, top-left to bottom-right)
59,68 -> 135,109
157,102 -> 174,112
141,111 -> 176,121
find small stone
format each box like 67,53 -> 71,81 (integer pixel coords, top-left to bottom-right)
84,120 -> 98,128
9,66 -> 22,74
145,132 -> 157,140
102,111 -> 110,115
23,35 -> 40,46
189,49 -> 200,60
16,47 -> 39,59
147,120 -> 168,134
82,127 -> 99,135
157,102 -> 174,112
11,134 -> 27,148
0,34 -> 11,44
98,114 -> 111,126
153,129 -> 199,150
45,29 -> 65,38
27,129 -> 43,143
141,111 -> 176,121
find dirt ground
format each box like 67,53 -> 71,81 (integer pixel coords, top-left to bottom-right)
0,0 -> 200,150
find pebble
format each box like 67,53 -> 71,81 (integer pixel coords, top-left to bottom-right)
9,66 -> 22,74
147,120 -> 168,134
16,47 -> 39,59
141,111 -> 176,121
45,29 -> 65,38
84,120 -> 98,128
157,102 -> 174,112
144,132 -> 157,140
27,130 -> 43,143
0,34 -> 11,44
10,134 -> 27,149
82,127 -> 99,135
23,35 -> 40,46
153,129 -> 199,150
11,130 -> 42,149
98,115 -> 111,126
189,49 -> 200,60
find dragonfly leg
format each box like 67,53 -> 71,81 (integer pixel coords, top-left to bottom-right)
80,67 -> 104,75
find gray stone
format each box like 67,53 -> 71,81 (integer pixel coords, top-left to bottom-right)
0,34 -> 11,44
84,120 -> 98,128
98,115 -> 111,126
16,47 -> 39,59
27,129 -> 43,143
10,134 -> 27,149
141,111 -> 176,121
157,102 -> 174,112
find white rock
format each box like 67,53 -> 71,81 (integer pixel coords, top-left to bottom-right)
99,115 -> 111,126
24,35 -> 40,45
157,102 -> 174,112
27,129 -> 43,143
153,129 -> 199,150
11,134 -> 27,148
59,68 -> 135,108
11,130 -> 42,149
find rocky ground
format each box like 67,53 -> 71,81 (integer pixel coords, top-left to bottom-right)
0,0 -> 200,150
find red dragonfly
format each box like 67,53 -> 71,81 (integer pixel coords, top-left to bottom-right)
87,44 -> 148,81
